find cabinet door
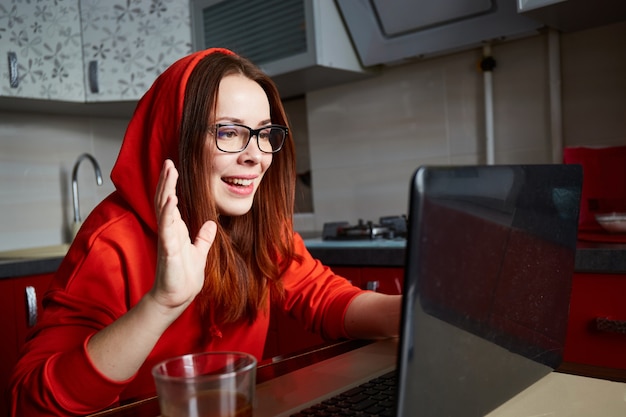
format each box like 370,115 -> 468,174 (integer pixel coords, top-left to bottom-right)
0,279 -> 17,417
361,267 -> 404,295
564,272 -> 626,370
0,0 -> 84,101
332,266 -> 362,287
80,0 -> 192,102
0,272 -> 54,417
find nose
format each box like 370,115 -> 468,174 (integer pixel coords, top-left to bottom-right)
239,134 -> 264,163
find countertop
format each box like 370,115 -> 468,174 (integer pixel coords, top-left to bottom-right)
1,238 -> 625,279
0,257 -> 63,279
304,238 -> 626,273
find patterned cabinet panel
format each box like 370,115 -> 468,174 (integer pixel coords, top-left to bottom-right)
80,0 -> 192,102
0,0 -> 85,101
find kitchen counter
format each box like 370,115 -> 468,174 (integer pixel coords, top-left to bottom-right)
304,237 -> 407,268
0,257 -> 63,279
305,238 -> 626,274
1,238 -> 625,279
574,240 -> 626,273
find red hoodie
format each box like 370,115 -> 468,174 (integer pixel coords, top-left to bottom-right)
9,48 -> 362,416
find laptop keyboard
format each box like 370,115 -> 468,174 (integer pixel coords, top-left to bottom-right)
290,370 -> 397,416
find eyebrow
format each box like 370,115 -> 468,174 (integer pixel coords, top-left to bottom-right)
218,117 -> 273,126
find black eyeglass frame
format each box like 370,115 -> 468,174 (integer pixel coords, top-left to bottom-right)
213,123 -> 289,154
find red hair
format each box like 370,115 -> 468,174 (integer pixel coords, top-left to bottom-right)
179,52 -> 296,323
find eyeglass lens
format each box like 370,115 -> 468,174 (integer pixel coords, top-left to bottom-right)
216,124 -> 285,153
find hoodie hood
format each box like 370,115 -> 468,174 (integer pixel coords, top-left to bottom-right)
111,47 -> 235,232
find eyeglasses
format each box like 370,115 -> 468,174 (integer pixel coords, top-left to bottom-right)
213,123 -> 288,153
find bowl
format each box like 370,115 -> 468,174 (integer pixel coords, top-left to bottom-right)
595,212 -> 626,234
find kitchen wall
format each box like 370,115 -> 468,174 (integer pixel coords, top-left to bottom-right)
305,21 -> 625,232
0,21 -> 624,251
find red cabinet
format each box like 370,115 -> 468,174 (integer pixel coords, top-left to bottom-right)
360,267 -> 403,295
263,267 -> 403,359
0,272 -> 54,417
564,272 -> 626,372
333,266 -> 403,295
0,278 -> 18,417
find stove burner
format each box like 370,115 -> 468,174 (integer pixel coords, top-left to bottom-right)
322,216 -> 407,240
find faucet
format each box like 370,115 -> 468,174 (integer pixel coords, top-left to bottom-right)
72,153 -> 103,223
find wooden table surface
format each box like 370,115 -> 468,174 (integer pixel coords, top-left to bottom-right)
86,339 -> 373,417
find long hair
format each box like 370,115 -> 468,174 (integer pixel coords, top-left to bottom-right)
178,52 -> 296,323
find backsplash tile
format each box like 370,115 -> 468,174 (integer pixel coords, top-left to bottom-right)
561,22 -> 626,147
0,112 -> 126,250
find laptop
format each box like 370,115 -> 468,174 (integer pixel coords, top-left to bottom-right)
396,164 -> 582,416
260,164 -> 583,417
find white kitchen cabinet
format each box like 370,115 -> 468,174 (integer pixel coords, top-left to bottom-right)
517,0 -> 626,32
0,0 -> 85,101
80,0 -> 192,102
1,0 -> 192,106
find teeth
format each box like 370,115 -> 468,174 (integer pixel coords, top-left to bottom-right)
226,178 -> 253,186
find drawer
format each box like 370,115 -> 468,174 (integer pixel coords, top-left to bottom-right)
564,273 -> 626,370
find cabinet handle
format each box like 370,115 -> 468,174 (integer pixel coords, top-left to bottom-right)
25,286 -> 37,327
366,281 -> 379,292
596,317 -> 626,334
88,60 -> 99,93
8,52 -> 19,88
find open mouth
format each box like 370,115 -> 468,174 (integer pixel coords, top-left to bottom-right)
223,177 -> 254,187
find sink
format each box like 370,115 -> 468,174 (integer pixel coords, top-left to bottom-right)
0,244 -> 70,259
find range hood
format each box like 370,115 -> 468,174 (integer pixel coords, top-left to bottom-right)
335,0 -> 544,66
191,0 -> 374,98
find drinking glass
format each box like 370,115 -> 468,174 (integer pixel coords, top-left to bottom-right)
152,351 -> 256,417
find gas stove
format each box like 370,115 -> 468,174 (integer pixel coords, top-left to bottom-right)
322,215 -> 407,240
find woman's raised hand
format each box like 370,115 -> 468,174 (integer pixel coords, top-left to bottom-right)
151,159 -> 217,312
85,160 -> 217,381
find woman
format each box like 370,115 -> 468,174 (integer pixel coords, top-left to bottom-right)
9,48 -> 401,416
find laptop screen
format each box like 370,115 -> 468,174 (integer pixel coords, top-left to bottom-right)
396,165 -> 582,416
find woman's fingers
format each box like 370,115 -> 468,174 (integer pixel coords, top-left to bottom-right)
154,160 -> 168,216
194,221 -> 217,259
155,159 -> 178,222
158,195 -> 181,252
155,160 -> 183,248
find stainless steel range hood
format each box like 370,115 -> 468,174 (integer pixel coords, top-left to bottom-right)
335,0 -> 544,66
